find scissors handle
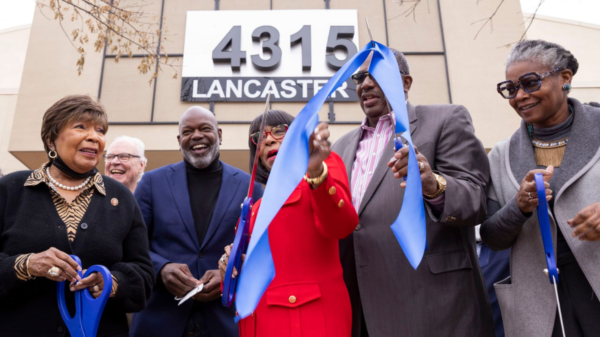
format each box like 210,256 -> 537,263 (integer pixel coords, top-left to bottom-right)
534,173 -> 559,284
81,265 -> 112,337
56,255 -> 113,337
222,197 -> 253,307
57,255 -> 85,337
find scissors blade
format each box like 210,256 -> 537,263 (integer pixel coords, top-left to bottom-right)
552,276 -> 567,337
365,17 -> 375,47
246,93 -> 271,198
178,284 -> 204,306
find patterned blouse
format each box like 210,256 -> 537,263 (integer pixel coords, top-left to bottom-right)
14,163 -> 118,296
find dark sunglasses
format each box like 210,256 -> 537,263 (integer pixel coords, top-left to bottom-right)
351,69 -> 407,86
497,68 -> 562,99
250,124 -> 288,145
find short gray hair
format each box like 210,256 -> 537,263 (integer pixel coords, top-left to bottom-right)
389,48 -> 410,75
505,40 -> 579,75
108,135 -> 148,181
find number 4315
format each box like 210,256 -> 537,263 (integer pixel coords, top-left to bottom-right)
212,25 -> 357,71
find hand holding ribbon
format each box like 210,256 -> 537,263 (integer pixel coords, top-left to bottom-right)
234,41 -> 427,321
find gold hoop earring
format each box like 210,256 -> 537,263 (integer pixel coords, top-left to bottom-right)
48,150 -> 57,159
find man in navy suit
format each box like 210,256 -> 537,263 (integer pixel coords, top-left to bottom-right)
130,107 -> 263,337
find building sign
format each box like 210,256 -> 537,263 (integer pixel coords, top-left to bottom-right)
181,10 -> 359,102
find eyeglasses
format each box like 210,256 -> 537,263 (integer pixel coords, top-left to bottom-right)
104,153 -> 140,162
497,68 -> 562,99
250,124 -> 288,145
351,70 -> 407,86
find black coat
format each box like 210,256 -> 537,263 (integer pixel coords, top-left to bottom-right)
0,171 -> 154,337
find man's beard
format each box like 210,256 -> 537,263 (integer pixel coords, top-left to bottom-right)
182,142 -> 220,169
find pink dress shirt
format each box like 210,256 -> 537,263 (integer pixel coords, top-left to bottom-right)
350,113 -> 445,214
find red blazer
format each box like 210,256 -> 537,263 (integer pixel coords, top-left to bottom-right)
239,152 -> 358,337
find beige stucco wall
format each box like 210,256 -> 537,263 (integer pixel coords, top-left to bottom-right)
9,0 -> 531,173
523,14 -> 600,105
0,25 -> 30,174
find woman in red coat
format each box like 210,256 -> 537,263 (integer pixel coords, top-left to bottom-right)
219,110 -> 358,337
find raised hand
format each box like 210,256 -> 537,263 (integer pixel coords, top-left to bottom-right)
516,166 -> 554,214
306,122 -> 331,188
387,145 -> 437,195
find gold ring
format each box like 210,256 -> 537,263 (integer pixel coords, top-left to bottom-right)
418,161 -> 425,171
220,255 -> 227,264
93,285 -> 100,292
48,266 -> 60,277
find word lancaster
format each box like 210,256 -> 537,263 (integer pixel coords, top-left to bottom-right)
180,77 -> 359,102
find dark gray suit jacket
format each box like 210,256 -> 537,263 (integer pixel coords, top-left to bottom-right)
332,103 -> 495,337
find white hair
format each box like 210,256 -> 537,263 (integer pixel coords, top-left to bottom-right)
108,135 -> 148,181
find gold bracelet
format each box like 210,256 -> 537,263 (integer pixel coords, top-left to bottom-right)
303,162 -> 328,186
25,253 -> 36,280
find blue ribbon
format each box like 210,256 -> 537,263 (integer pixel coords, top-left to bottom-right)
369,46 -> 427,270
534,173 -> 559,284
234,41 -> 427,320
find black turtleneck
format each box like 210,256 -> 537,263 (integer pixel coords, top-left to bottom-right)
185,155 -> 223,246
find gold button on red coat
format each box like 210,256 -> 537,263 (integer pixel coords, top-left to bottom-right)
289,295 -> 296,304
329,186 -> 336,195
338,200 -> 345,208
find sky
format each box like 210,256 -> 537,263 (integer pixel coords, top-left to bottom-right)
519,0 -> 600,25
0,0 -> 599,32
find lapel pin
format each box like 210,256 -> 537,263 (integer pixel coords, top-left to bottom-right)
111,198 -> 119,206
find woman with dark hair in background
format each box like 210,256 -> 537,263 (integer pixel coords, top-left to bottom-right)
219,110 -> 358,337
482,40 -> 600,337
0,95 -> 154,336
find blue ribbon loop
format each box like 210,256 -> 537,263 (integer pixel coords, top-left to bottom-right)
534,173 -> 559,284
234,41 -> 427,320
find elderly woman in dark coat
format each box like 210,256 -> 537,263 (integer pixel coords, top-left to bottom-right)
0,95 -> 154,336
481,40 -> 600,337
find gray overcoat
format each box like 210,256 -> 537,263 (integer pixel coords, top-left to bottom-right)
332,103 -> 495,337
482,98 -> 600,337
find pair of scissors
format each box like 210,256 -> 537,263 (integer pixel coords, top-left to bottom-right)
222,93 -> 271,307
534,173 -> 566,337
57,255 -> 113,337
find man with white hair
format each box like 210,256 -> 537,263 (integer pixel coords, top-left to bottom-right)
105,135 -> 147,193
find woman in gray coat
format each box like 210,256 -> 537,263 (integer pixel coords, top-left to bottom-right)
481,40 -> 600,337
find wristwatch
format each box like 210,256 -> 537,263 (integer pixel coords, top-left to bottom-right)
424,173 -> 447,199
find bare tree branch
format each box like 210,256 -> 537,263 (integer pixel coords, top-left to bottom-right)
37,0 -> 178,82
519,0 -> 546,41
387,0 -> 430,23
473,0 -> 545,43
496,0 -> 546,49
472,0 -> 505,40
